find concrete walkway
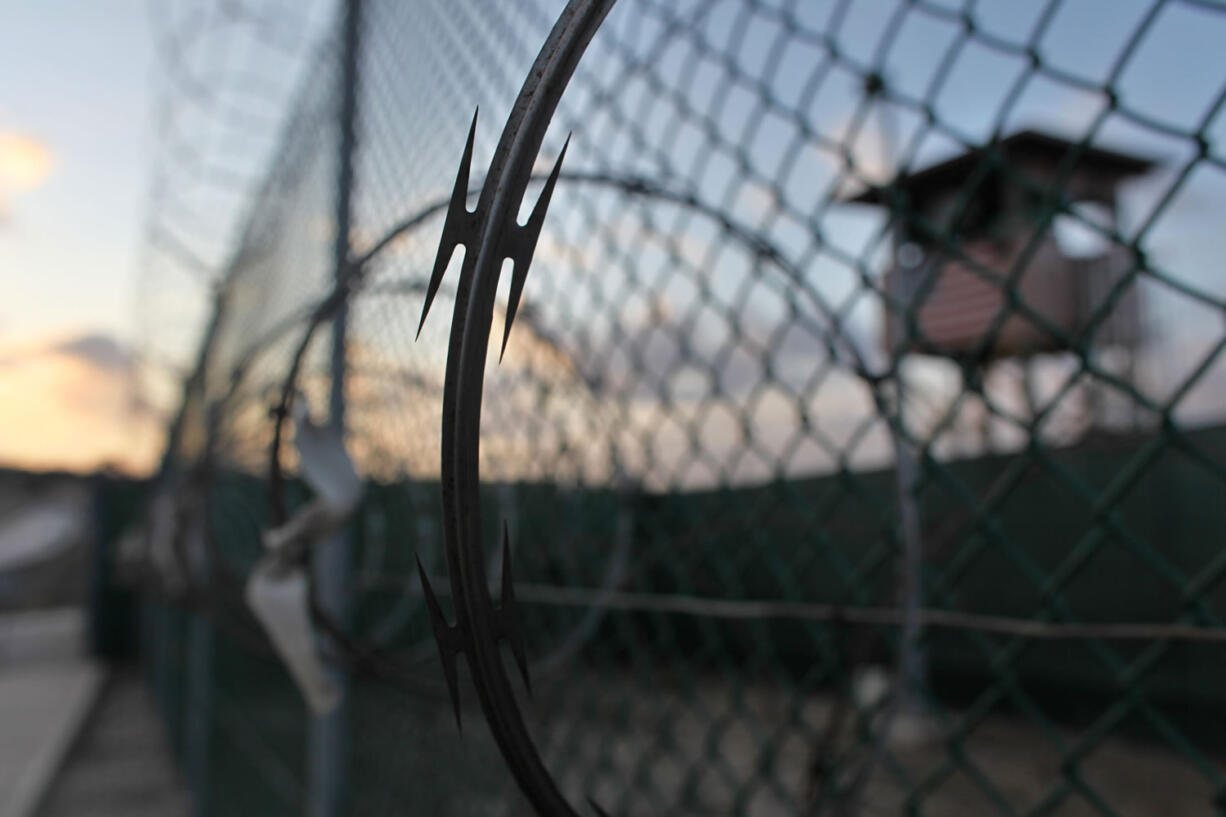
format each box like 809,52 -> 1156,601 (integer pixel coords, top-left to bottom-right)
35,672 -> 191,817
0,659 -> 104,817
0,609 -> 104,817
0,609 -> 189,817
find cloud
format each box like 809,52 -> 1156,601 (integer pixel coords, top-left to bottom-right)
50,333 -> 134,372
0,332 -> 163,474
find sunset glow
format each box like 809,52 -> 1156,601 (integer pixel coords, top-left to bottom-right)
0,335 -> 163,474
0,131 -> 54,191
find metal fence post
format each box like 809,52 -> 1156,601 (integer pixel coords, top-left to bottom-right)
309,0 -> 361,814
185,608 -> 212,816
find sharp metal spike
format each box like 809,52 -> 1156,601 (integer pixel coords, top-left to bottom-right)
418,108 -> 480,339
416,554 -> 464,731
499,521 -> 531,695
499,134 -> 571,362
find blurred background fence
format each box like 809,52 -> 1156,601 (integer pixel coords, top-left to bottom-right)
123,0 -> 1226,815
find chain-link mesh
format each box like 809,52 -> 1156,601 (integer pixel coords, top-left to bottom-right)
133,0 -> 1226,815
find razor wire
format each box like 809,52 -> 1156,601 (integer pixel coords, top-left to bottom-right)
132,0 -> 1226,815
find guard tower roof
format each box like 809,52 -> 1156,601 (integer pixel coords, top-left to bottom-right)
843,129 -> 1156,206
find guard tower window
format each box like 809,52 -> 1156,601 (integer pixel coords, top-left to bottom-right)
1054,201 -> 1114,259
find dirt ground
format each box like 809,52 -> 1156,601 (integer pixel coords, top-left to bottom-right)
521,669 -> 1222,817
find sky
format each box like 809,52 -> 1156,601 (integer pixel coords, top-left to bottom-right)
0,0 -> 1223,478
0,0 -> 330,474
0,0 -> 159,472
0,0 -> 151,344
495,0 -> 1226,485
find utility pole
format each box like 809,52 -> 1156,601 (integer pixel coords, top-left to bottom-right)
310,0 -> 360,814
869,70 -> 930,724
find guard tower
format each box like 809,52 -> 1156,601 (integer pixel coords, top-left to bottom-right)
846,130 -> 1154,364
844,130 -> 1156,440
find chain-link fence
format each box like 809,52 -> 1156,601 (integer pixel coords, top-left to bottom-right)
128,0 -> 1226,815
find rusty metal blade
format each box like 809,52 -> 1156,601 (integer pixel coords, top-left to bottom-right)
500,134 -> 570,362
416,554 -> 464,730
418,108 -> 480,339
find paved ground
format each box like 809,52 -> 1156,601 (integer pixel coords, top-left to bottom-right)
0,660 -> 103,817
35,672 -> 190,817
0,609 -> 103,817
0,608 -> 188,817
